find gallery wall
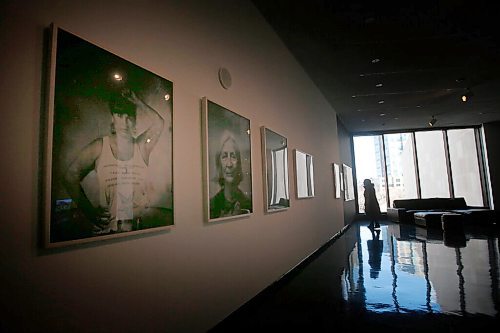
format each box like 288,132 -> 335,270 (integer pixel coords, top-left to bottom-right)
0,0 -> 345,332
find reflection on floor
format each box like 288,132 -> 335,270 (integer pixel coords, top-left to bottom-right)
210,220 -> 500,332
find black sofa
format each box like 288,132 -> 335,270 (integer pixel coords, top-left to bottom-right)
387,197 -> 495,226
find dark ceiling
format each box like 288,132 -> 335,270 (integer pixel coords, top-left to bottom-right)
252,0 -> 500,133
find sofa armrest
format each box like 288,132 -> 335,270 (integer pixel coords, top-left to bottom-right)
387,208 -> 405,223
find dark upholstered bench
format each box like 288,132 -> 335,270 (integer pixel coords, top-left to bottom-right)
449,208 -> 496,225
388,198 -> 469,224
441,213 -> 464,231
414,211 -> 449,228
441,213 -> 466,248
387,197 -> 495,225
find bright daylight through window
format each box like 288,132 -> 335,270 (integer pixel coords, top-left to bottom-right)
353,128 -> 485,214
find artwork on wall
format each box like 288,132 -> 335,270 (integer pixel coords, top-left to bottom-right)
43,25 -> 174,247
294,150 -> 315,198
333,163 -> 341,199
202,97 -> 253,222
261,127 -> 290,212
343,164 -> 355,201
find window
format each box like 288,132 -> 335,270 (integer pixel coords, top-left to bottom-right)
415,131 -> 450,198
353,127 -> 487,214
384,133 -> 418,206
447,129 -> 483,206
354,136 -> 387,213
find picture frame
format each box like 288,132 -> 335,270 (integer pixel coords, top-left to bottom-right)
343,164 -> 355,201
43,25 -> 174,248
261,127 -> 290,212
333,163 -> 341,199
294,150 -> 315,199
202,97 -> 253,222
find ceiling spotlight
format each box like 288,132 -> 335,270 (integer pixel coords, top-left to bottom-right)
113,73 -> 123,81
428,116 -> 437,127
378,100 -> 385,104
461,88 -> 473,102
371,58 -> 380,63
375,83 -> 383,87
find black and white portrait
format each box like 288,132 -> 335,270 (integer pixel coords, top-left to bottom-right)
45,26 -> 173,246
203,98 -> 252,221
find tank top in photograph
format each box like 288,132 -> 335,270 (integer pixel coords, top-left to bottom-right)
95,136 -> 149,228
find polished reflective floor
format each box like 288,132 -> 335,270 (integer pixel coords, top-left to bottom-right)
210,220 -> 500,332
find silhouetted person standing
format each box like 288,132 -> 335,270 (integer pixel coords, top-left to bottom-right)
363,179 -> 381,229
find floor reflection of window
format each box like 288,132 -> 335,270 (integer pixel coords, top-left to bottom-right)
342,224 -> 499,317
343,225 -> 440,313
461,239 -> 496,315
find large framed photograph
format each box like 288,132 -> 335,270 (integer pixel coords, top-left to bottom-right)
43,25 -> 173,247
261,127 -> 290,213
202,97 -> 252,222
333,163 -> 341,199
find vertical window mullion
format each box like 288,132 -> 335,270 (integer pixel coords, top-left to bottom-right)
412,132 -> 422,199
475,128 -> 489,207
443,130 -> 454,198
381,135 -> 390,209
351,135 -> 360,214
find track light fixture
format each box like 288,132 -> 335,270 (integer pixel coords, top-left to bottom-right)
428,116 -> 437,127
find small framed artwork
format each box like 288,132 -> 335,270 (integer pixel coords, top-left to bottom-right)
202,97 -> 253,222
343,164 -> 355,201
43,25 -> 174,248
294,150 -> 315,198
261,127 -> 290,212
333,163 -> 341,199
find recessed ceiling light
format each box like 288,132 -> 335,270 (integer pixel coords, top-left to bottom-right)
359,74 -> 365,77
393,117 -> 399,120
380,113 -> 386,116
375,83 -> 383,87
371,58 -> 380,63
416,105 -> 422,108
378,100 -> 385,104
351,95 -> 356,98
361,119 -> 366,122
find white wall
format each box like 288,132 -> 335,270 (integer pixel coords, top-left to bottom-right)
0,1 -> 343,332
